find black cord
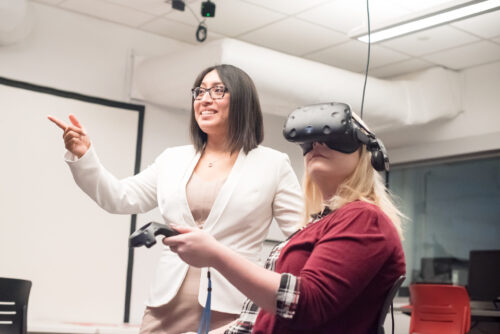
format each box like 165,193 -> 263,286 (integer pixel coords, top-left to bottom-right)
360,0 -> 371,120
186,1 -> 201,23
390,302 -> 395,334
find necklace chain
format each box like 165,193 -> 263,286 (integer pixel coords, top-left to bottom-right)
206,152 -> 231,168
208,158 -> 222,168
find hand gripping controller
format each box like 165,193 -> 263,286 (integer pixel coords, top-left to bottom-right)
129,222 -> 179,248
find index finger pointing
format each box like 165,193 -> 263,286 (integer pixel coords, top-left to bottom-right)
48,115 -> 68,130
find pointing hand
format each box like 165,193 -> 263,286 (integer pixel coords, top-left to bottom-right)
48,114 -> 91,158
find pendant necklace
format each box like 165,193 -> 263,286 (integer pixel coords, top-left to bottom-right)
207,154 -> 230,167
204,145 -> 232,167
208,159 -> 220,168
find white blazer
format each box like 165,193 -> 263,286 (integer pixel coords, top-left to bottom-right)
65,144 -> 303,313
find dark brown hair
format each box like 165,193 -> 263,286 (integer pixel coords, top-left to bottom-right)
190,64 -> 264,154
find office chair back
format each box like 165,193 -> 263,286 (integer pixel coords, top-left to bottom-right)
0,277 -> 32,334
409,284 -> 470,334
377,275 -> 406,334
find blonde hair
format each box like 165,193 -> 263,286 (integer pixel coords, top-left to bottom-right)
300,116 -> 404,239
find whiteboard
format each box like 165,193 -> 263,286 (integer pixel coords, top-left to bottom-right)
0,77 -> 143,324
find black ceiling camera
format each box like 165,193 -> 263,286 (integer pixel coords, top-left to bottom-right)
283,102 -> 390,172
171,0 -> 185,11
196,22 -> 207,42
129,222 -> 180,248
201,0 -> 216,17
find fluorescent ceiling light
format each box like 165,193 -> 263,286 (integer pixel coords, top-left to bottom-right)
357,0 -> 500,43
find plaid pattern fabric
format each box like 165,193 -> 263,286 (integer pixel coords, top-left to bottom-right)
276,273 -> 300,319
225,239 -> 299,333
224,297 -> 260,334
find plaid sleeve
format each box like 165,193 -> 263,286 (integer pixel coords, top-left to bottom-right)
225,241 -> 290,333
224,298 -> 260,334
276,273 -> 301,319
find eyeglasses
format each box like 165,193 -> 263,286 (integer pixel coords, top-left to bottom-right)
191,85 -> 228,100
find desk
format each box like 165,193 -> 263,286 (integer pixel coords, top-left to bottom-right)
394,299 -> 500,322
470,301 -> 500,320
29,322 -> 140,334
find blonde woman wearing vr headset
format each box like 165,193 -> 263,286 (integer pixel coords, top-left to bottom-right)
163,105 -> 405,334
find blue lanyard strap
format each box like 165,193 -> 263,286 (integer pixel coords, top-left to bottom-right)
198,269 -> 212,334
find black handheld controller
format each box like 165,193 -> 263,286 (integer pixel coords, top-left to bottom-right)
129,222 -> 180,248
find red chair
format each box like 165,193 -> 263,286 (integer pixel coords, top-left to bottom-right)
409,284 -> 470,334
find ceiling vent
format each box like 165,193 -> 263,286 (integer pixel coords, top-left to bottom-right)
132,38 -> 462,132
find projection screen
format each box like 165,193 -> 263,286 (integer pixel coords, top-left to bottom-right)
0,77 -> 144,324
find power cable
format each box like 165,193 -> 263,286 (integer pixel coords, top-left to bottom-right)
360,0 -> 371,120
184,1 -> 207,42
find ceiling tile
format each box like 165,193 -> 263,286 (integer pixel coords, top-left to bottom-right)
240,0 -> 330,15
239,18 -> 347,56
451,9 -> 500,39
165,0 -> 285,37
33,0 -> 500,77
105,0 -> 173,16
163,1 -> 202,27
423,41 -> 500,70
60,0 -> 154,27
33,0 -> 65,5
305,40 -> 409,73
297,0 -> 410,34
369,59 -> 434,78
211,0 -> 285,36
381,25 -> 479,57
141,17 -> 224,45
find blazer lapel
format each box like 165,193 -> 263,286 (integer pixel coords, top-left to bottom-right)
203,148 -> 246,232
180,149 -> 202,227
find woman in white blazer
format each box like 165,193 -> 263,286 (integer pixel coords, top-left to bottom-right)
48,64 -> 303,334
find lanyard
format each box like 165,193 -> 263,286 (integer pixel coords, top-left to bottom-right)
197,269 -> 212,334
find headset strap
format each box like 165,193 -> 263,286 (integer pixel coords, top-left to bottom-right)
197,269 -> 212,334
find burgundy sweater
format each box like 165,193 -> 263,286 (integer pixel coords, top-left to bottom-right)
253,201 -> 405,334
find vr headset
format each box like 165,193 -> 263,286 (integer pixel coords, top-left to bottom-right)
283,102 -> 389,172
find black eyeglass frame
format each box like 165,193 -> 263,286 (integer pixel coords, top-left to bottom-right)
191,85 -> 228,100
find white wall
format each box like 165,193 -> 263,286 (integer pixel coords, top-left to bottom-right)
0,3 -> 189,101
380,61 -> 500,164
0,85 -> 140,324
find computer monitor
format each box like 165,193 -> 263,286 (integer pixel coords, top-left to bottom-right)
468,250 -> 500,303
418,257 -> 468,284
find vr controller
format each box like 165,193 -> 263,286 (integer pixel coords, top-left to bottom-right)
129,222 -> 179,248
283,102 -> 389,172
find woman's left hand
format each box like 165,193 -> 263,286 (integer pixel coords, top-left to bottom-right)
162,225 -> 223,268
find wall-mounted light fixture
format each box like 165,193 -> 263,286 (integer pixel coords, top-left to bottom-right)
356,0 -> 500,43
